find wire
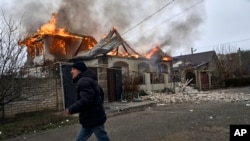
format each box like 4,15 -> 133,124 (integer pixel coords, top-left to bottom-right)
126,0 -> 204,42
195,38 -> 250,49
121,0 -> 175,35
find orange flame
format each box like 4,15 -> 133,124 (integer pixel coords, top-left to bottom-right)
162,56 -> 172,62
144,46 -> 172,62
144,47 -> 160,59
19,13 -> 97,59
38,13 -> 69,36
107,49 -> 140,58
107,49 -> 117,56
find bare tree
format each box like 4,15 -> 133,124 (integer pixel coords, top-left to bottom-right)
122,75 -> 141,101
216,45 -> 239,79
0,10 -> 26,118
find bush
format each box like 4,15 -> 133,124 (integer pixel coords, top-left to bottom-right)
224,77 -> 250,87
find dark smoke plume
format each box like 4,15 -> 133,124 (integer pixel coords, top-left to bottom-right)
1,0 -> 205,55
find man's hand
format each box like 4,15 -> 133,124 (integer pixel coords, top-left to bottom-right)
65,109 -> 71,115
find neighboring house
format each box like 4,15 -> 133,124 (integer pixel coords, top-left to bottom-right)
173,51 -> 223,90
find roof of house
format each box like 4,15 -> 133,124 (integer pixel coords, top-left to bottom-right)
74,28 -> 142,59
19,31 -> 97,58
173,51 -> 216,68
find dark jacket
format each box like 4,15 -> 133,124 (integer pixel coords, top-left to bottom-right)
68,69 -> 106,128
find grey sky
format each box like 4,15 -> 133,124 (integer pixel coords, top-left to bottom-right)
1,0 -> 249,56
193,0 -> 250,55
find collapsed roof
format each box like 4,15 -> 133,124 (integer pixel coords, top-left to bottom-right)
19,33 -> 97,59
18,13 -> 98,64
74,28 -> 142,60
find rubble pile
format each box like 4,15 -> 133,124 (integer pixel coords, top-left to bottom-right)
143,88 -> 250,105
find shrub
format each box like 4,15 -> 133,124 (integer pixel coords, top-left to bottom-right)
224,77 -> 250,87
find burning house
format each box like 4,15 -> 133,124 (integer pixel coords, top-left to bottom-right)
19,14 -> 174,103
70,28 -> 174,102
19,13 -> 97,65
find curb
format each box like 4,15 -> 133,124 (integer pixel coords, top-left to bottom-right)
106,102 -> 156,117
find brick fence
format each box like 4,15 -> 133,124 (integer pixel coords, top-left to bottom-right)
0,63 -> 65,118
1,62 -> 110,118
3,77 -> 63,117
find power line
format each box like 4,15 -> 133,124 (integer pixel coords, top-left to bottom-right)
172,38 -> 250,56
127,0 -> 204,42
121,0 -> 175,35
195,38 -> 250,49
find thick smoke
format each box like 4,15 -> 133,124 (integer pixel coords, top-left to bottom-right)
160,12 -> 204,55
1,0 -> 205,56
55,0 -> 161,41
1,0 -> 62,34
130,0 -> 205,55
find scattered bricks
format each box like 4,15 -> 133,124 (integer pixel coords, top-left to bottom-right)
143,89 -> 250,105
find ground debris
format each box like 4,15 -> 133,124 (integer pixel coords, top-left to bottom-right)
143,87 -> 250,104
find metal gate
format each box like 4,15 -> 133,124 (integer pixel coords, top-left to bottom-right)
60,64 -> 98,109
60,64 -> 77,109
107,67 -> 122,102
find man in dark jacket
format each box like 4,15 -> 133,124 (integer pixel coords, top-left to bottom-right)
65,61 -> 110,141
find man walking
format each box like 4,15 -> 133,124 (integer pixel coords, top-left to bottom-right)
65,61 -> 110,141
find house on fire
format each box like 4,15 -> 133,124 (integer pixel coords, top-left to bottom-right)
173,51 -> 223,90
19,27 -> 173,106
69,28 -> 173,103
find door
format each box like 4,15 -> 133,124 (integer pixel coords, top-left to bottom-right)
60,64 -> 77,109
186,71 -> 196,85
201,72 -> 209,90
107,67 -> 122,102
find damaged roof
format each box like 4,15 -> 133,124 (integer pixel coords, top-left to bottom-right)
19,31 -> 97,58
74,28 -> 142,60
173,51 -> 216,68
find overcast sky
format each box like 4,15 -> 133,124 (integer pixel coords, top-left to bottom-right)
192,0 -> 250,55
1,0 -> 250,56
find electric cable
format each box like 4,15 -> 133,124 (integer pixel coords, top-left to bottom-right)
127,0 -> 204,42
121,0 -> 175,35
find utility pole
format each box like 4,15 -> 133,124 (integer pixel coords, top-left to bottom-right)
238,48 -> 242,77
238,48 -> 242,66
191,47 -> 196,54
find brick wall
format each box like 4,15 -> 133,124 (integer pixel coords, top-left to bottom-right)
98,67 -> 108,102
4,77 -> 63,117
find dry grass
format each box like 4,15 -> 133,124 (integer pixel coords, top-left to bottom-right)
0,110 -> 77,140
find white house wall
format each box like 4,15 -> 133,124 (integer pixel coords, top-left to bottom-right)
82,57 -> 173,94
107,57 -> 150,74
139,73 -> 171,92
107,57 -> 171,74
83,59 -> 100,68
107,57 -> 173,91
